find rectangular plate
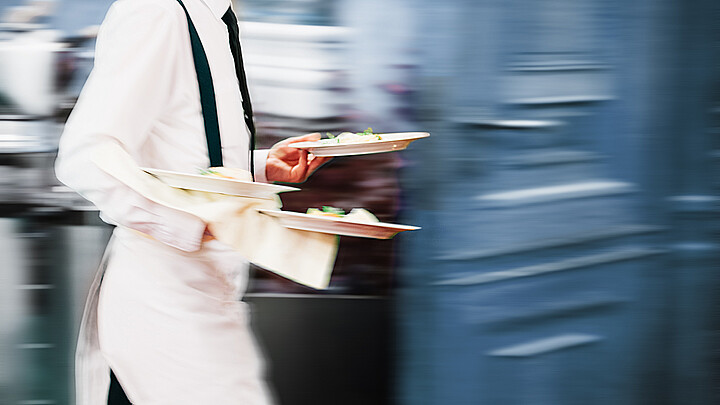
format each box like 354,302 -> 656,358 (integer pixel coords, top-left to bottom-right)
257,209 -> 420,239
142,168 -> 299,199
289,132 -> 429,157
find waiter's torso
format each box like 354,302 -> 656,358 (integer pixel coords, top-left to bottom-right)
95,0 -> 249,172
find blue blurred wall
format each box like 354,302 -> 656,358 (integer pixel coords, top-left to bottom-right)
396,0 -> 719,404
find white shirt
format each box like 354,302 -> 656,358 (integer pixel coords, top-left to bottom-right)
59,2 -> 276,403
56,0 -> 268,252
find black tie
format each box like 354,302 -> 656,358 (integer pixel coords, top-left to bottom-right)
222,7 -> 256,180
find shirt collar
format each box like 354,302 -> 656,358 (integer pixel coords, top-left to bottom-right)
199,0 -> 232,20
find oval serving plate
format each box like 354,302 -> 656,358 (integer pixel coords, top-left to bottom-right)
289,132 -> 430,157
257,209 -> 420,239
142,168 -> 299,199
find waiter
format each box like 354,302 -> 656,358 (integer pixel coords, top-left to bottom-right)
55,0 -> 330,403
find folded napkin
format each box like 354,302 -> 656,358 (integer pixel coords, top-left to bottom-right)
92,143 -> 338,289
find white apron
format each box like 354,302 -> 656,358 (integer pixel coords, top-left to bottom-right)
76,226 -> 275,404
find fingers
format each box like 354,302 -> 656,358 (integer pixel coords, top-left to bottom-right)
307,155 -> 331,175
286,153 -> 330,183
290,149 -> 310,182
270,133 -> 331,183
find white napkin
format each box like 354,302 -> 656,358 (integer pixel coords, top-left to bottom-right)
91,143 -> 338,289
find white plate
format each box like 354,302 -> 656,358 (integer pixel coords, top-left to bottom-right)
289,132 -> 430,157
257,209 -> 420,239
143,168 -> 299,199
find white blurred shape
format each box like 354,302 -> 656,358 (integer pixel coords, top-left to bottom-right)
477,181 -> 634,203
0,29 -> 63,116
241,22 -> 352,119
2,0 -> 56,24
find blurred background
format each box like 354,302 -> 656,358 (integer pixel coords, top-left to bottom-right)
0,0 -> 718,404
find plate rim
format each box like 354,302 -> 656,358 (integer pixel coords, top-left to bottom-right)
141,168 -> 300,193
288,132 -> 430,150
257,208 -> 421,231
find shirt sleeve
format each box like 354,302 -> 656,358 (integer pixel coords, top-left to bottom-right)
55,0 -> 206,252
252,149 -> 270,183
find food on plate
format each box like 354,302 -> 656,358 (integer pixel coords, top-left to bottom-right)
306,206 -> 345,217
198,167 -> 253,182
317,128 -> 382,145
344,208 -> 380,223
306,206 -> 380,223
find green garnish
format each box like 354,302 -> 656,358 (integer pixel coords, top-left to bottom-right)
322,206 -> 345,216
306,206 -> 346,217
356,127 -> 381,140
320,128 -> 382,144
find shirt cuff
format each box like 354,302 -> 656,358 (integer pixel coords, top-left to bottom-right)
253,149 -> 270,183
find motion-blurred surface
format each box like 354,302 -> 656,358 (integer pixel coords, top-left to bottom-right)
0,0 -> 718,404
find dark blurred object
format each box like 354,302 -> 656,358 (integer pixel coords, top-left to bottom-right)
244,294 -> 392,405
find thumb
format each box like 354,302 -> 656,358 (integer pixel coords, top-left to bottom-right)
289,132 -> 321,144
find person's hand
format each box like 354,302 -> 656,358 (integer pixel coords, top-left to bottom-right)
202,225 -> 215,242
265,133 -> 332,183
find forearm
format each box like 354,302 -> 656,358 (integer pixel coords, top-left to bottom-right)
56,137 -> 206,252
